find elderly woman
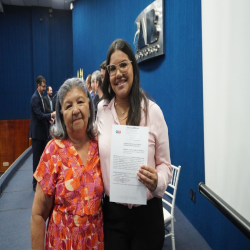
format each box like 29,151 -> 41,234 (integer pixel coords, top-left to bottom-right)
30,78 -> 104,249
96,39 -> 172,250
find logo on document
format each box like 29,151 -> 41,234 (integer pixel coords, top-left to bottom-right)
116,130 -> 121,134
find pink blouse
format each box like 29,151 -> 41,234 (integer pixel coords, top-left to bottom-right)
96,98 -> 172,208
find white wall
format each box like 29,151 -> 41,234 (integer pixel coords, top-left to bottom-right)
202,0 -> 250,222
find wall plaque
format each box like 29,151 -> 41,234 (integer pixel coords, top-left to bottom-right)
134,0 -> 164,63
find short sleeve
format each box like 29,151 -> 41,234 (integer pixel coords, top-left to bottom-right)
33,140 -> 58,198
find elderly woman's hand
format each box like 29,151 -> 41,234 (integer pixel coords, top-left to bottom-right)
137,165 -> 158,192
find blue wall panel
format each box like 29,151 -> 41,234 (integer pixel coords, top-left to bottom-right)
73,0 -> 147,77
0,5 -> 73,120
49,10 -> 73,89
0,6 -> 33,119
72,0 -> 250,249
32,8 -> 50,87
32,7 -> 50,86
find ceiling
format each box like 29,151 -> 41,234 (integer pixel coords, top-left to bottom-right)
0,0 -> 75,10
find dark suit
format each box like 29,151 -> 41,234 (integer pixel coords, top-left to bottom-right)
30,90 -> 51,188
44,95 -> 56,113
43,95 -> 56,140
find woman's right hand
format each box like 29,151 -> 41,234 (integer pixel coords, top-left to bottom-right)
137,165 -> 158,192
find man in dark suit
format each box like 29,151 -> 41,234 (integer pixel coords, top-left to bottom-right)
44,86 -> 56,113
43,86 -> 56,140
30,76 -> 55,191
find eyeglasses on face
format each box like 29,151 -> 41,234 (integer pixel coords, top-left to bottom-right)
106,60 -> 132,77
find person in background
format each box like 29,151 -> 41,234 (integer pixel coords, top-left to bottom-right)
30,76 -> 55,192
44,86 -> 56,139
86,74 -> 94,99
91,70 -> 100,100
44,86 -> 56,113
99,60 -> 106,83
96,39 -> 172,250
30,78 -> 104,249
92,71 -> 104,119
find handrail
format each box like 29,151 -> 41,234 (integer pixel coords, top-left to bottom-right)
198,182 -> 250,239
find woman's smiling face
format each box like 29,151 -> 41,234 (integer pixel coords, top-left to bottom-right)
109,50 -> 134,102
61,87 -> 89,137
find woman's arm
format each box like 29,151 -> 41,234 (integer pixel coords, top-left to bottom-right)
137,102 -> 172,196
30,184 -> 54,250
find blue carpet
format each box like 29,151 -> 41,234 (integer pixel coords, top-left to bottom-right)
0,155 -> 211,250
163,202 -> 211,250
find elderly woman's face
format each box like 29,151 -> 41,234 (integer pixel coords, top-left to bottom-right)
61,87 -> 89,137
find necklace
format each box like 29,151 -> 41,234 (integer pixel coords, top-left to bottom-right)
114,99 -> 130,121
114,101 -> 129,115
116,106 -> 128,120
117,115 -> 128,121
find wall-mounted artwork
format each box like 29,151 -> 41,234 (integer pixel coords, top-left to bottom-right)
134,0 -> 164,63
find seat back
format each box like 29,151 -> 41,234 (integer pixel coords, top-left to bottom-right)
162,165 -> 181,217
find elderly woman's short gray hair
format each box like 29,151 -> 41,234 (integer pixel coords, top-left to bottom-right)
50,78 -> 96,140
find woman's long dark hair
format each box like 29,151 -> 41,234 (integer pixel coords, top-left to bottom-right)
102,39 -> 148,126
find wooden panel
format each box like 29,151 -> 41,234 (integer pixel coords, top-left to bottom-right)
0,119 -> 30,173
0,120 -> 14,172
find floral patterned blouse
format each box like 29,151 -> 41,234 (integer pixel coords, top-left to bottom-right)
34,138 -> 104,250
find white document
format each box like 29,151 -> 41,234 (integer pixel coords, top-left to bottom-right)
110,124 -> 148,205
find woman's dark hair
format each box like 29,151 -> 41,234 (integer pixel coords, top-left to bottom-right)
102,39 -> 148,126
99,60 -> 106,70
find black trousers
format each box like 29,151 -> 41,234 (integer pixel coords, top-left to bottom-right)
103,195 -> 165,250
32,138 -> 47,187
